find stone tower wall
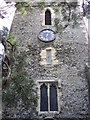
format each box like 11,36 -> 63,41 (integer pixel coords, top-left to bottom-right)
10,4 -> 89,119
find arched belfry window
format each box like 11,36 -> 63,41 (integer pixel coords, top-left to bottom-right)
45,9 -> 51,25
41,7 -> 55,26
40,84 -> 48,111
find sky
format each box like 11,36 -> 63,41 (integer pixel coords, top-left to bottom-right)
0,0 -> 16,31
0,0 -> 16,57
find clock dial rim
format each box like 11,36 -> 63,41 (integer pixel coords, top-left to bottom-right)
38,29 -> 56,42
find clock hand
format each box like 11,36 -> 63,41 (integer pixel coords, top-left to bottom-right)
46,33 -> 48,37
45,33 -> 49,40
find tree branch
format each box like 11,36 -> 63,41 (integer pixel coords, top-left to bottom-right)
2,60 -> 11,86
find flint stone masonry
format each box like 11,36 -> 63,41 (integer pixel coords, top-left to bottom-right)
10,4 -> 90,120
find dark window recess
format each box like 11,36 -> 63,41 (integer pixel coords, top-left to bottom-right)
40,84 -> 48,111
50,84 -> 58,111
45,10 -> 51,25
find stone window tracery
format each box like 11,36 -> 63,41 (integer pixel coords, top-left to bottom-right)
40,83 -> 58,112
36,80 -> 61,114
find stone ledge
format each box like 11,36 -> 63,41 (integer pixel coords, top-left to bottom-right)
2,117 -> 90,120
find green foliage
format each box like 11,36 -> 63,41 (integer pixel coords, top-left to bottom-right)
16,3 -> 27,15
54,18 -> 59,26
50,2 -> 56,6
3,51 -> 37,109
16,2 -> 33,15
54,8 -> 59,13
2,35 -> 37,118
15,1 -> 82,32
8,34 -> 18,46
54,2 -> 82,33
88,72 -> 90,80
27,2 -> 33,8
54,18 -> 64,34
38,1 -> 46,8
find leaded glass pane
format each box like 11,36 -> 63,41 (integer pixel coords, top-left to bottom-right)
50,84 -> 58,111
46,50 -> 51,64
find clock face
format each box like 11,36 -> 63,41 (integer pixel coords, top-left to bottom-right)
38,29 -> 56,42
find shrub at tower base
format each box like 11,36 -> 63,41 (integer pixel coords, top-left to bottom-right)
2,49 -> 38,119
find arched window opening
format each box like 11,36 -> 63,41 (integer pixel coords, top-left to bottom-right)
50,84 -> 58,111
45,9 -> 51,25
40,84 -> 48,111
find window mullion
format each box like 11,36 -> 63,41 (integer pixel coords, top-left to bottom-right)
48,83 -> 50,112
38,85 -> 40,112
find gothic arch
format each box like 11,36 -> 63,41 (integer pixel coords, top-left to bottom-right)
36,80 -> 61,113
41,7 -> 55,26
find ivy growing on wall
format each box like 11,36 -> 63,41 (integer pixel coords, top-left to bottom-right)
54,2 -> 82,34
1,31 -> 38,119
38,1 -> 46,8
2,50 -> 38,119
88,72 -> 90,80
15,2 -> 33,15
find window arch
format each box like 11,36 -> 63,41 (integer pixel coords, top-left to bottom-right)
45,9 -> 51,25
41,7 -> 55,26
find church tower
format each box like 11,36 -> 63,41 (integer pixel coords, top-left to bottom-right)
11,1 -> 89,119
